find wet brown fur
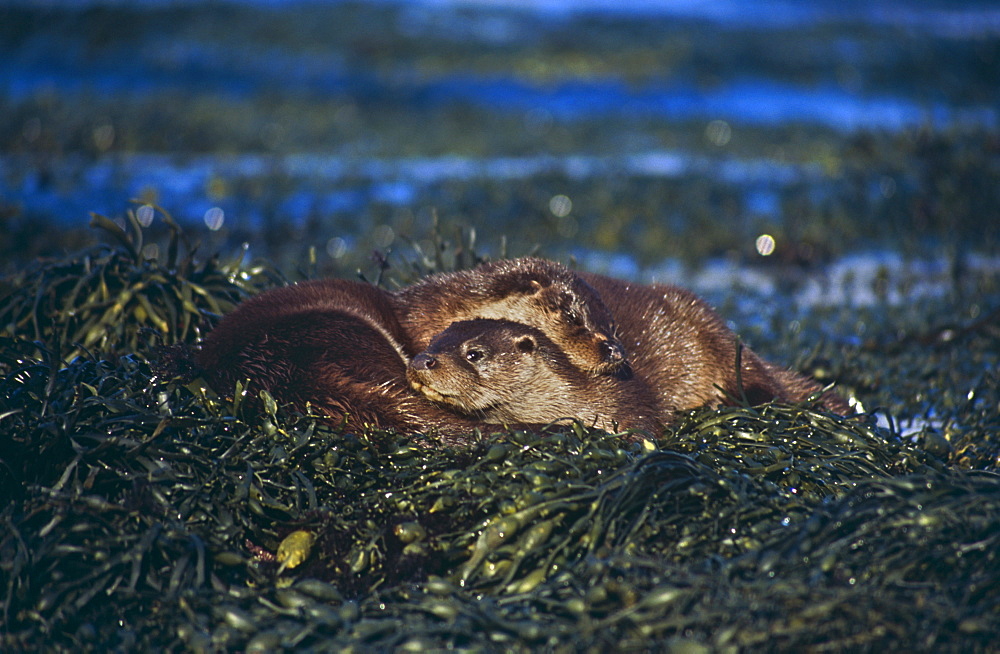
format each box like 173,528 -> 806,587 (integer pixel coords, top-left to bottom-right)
194,279 -> 488,443
193,261 -> 849,442
578,273 -> 853,416
390,258 -> 625,375
407,319 -> 663,435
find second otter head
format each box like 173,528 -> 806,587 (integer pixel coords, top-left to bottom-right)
474,258 -> 627,376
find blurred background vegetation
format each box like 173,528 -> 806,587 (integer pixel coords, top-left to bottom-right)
1,0 -> 998,276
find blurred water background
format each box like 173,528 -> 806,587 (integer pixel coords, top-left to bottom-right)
1,0 -> 998,292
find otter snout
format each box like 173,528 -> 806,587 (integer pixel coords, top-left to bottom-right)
411,352 -> 438,371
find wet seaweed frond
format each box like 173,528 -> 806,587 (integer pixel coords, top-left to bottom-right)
665,403 -> 936,498
0,205 -> 276,365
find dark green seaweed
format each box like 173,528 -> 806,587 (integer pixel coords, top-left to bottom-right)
1,218 -> 998,652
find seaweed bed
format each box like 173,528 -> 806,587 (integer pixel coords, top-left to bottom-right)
1,215 -> 998,652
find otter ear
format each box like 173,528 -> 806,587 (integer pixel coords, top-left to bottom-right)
513,278 -> 545,297
516,335 -> 536,353
498,274 -> 543,296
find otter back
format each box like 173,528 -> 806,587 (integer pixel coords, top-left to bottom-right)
579,273 -> 852,416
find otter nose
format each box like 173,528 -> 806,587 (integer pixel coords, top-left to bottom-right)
411,353 -> 438,371
600,339 -> 625,364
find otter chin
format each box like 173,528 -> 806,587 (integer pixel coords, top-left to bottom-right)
406,377 -> 451,406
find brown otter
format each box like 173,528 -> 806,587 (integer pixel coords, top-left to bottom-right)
760,361 -> 853,414
390,258 -> 626,376
577,273 -> 853,416
194,278 -> 490,443
407,318 -> 663,435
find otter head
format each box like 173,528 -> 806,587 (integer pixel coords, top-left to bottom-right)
475,259 -> 626,376
528,275 -> 626,375
407,319 -> 573,424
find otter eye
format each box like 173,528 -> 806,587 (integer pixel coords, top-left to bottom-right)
516,336 -> 535,353
465,349 -> 484,363
564,309 -> 583,326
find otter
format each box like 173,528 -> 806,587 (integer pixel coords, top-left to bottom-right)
760,361 -> 853,414
390,258 -> 626,376
194,279 -> 489,443
407,318 -> 663,435
576,273 -> 853,416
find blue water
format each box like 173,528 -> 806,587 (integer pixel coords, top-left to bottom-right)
3,1 -> 998,130
16,0 -> 1000,35
0,149 -> 825,233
